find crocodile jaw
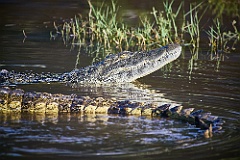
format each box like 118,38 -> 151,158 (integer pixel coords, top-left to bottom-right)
127,44 -> 182,82
100,44 -> 182,83
65,44 -> 182,84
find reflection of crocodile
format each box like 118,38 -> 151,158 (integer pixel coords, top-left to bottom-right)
0,44 -> 181,85
0,44 -> 223,137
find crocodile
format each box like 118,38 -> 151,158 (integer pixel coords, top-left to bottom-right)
0,43 -> 181,85
0,44 -> 223,137
0,87 -> 223,138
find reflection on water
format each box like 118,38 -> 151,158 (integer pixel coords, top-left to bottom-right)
68,82 -> 180,104
0,112 -> 209,158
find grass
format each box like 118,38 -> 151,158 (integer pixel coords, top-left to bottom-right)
182,2 -> 205,48
51,0 -> 239,58
51,0 -> 185,53
205,19 -> 239,54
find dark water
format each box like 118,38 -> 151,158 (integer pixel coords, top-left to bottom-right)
0,0 -> 240,160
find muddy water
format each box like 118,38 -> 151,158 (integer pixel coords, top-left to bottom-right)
0,0 -> 240,160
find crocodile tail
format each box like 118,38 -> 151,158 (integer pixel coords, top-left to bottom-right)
0,87 -> 224,138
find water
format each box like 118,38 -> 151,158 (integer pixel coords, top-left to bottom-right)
0,0 -> 240,159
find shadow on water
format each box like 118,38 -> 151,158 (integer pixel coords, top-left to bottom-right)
0,0 -> 240,159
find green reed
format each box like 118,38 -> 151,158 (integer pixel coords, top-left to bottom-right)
163,0 -> 183,40
51,0 -> 239,59
182,2 -> 205,48
188,46 -> 199,80
205,19 -> 239,54
51,0 -> 186,53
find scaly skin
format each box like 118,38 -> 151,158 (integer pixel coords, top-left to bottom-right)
0,44 -> 223,137
0,44 -> 182,85
0,87 -> 223,136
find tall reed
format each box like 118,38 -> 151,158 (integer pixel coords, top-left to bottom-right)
206,19 -> 239,54
51,0 -> 239,57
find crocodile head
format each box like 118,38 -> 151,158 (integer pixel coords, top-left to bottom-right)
69,43 -> 182,83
